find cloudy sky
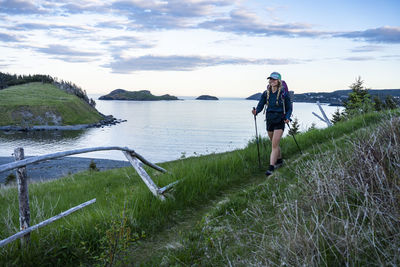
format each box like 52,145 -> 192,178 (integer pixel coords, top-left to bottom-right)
0,0 -> 399,97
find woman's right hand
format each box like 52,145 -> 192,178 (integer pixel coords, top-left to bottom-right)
252,108 -> 257,115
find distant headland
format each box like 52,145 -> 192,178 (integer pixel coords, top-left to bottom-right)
246,89 -> 400,106
99,89 -> 179,101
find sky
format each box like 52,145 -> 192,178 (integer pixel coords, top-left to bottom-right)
0,0 -> 399,97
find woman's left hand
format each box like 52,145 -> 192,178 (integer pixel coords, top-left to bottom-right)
284,119 -> 290,124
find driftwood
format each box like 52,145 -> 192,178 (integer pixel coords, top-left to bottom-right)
123,151 -> 166,201
14,148 -> 31,246
0,146 -> 179,247
312,101 -> 332,127
158,180 -> 180,194
0,199 -> 96,248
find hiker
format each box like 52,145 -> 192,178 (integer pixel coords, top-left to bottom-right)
252,72 -> 292,176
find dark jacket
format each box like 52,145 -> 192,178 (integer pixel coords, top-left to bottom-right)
255,89 -> 293,121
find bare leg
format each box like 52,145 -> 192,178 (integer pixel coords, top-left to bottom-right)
270,129 -> 284,166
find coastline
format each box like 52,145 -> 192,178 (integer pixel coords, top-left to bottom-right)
0,156 -> 131,184
0,116 -> 126,132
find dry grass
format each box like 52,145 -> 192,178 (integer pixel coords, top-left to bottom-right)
158,116 -> 400,266
262,117 -> 400,266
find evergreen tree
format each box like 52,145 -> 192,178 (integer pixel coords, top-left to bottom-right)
331,108 -> 343,124
343,77 -> 372,117
308,122 -> 317,131
383,95 -> 398,110
373,96 -> 383,111
288,117 -> 300,135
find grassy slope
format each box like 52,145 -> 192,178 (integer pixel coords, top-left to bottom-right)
0,82 -> 103,126
0,110 -> 398,266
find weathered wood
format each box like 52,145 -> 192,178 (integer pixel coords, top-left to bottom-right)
14,147 -> 30,246
0,146 -> 166,173
158,180 -> 180,195
0,199 -> 96,248
123,151 -> 165,201
317,101 -> 333,127
133,152 -> 168,173
312,112 -> 327,123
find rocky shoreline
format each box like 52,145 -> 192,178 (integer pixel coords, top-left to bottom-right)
0,115 -> 126,131
0,156 -> 131,184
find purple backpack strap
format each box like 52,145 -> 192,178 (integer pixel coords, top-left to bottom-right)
281,80 -> 289,98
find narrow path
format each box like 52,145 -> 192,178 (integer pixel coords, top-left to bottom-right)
124,148 -> 315,265
125,171 -> 273,265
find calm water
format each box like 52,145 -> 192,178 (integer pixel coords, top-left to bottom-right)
0,97 -> 342,163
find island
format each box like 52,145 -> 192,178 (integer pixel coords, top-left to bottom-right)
246,93 -> 262,100
196,95 -> 218,100
99,89 -> 179,101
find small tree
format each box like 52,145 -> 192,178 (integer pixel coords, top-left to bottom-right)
383,95 -> 398,110
308,122 -> 317,131
343,77 -> 372,117
5,173 -> 16,185
373,96 -> 383,111
288,117 -> 300,135
331,108 -> 344,124
89,160 -> 99,172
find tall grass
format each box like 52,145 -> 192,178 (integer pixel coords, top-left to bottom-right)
144,111 -> 400,266
0,110 -> 396,266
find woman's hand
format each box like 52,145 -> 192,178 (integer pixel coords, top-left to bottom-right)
284,119 -> 290,124
252,109 -> 257,115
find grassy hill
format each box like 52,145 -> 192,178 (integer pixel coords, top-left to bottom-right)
0,82 -> 103,126
0,110 -> 399,266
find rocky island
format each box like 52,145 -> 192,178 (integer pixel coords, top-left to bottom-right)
196,95 -> 218,100
99,89 -> 179,101
246,93 -> 262,100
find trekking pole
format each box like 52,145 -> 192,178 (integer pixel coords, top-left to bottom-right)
253,107 -> 262,169
286,122 -> 303,155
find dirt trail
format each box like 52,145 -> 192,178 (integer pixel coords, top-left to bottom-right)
126,172 -> 267,265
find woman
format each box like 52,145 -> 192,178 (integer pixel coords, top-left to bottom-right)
252,72 -> 292,176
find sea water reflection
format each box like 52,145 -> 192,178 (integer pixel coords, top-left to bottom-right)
0,98 -> 342,163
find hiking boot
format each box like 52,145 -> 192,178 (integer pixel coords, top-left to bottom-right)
275,158 -> 284,169
265,165 -> 275,176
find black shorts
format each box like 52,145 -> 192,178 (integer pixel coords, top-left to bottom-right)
266,112 -> 285,132
267,120 -> 285,132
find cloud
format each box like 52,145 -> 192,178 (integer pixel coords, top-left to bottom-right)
12,22 -> 90,34
0,32 -> 20,42
198,9 -> 325,38
101,35 -> 155,53
344,56 -> 375,61
94,21 -> 127,30
350,45 -> 383,53
337,26 -> 400,44
102,35 -> 154,48
0,0 -> 44,14
103,54 -> 300,73
34,44 -> 102,62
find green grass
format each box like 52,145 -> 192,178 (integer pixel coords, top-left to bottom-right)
142,111 -> 400,266
0,110 -> 398,266
0,82 -> 103,126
